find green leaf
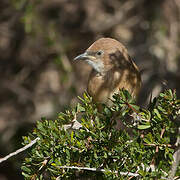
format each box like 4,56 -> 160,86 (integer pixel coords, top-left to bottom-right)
21,166 -> 31,173
130,104 -> 140,111
143,138 -> 151,144
77,103 -> 85,112
137,124 -> 151,130
22,172 -> 31,178
71,131 -> 74,143
94,151 -> 98,159
154,109 -> 162,119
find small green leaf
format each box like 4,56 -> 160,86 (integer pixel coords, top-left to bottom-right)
94,151 -> 98,159
22,172 -> 31,178
21,166 -> 31,173
130,104 -> 140,111
154,109 -> 162,119
71,131 -> 74,143
77,103 -> 85,112
138,124 -> 151,130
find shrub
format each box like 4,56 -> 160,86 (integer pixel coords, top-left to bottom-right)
21,89 -> 180,179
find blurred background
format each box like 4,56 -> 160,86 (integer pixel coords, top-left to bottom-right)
0,0 -> 179,179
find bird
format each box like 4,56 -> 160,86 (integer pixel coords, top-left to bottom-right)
74,38 -> 141,108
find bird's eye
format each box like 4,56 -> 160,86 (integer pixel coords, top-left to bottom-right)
96,50 -> 103,56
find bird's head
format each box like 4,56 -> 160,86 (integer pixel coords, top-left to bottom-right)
74,38 -> 130,75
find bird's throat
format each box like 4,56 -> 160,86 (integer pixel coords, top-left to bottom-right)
85,60 -> 104,74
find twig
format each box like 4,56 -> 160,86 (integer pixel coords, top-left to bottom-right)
0,137 -> 40,163
144,143 -> 174,148
56,166 -> 140,177
63,113 -> 83,130
150,128 -> 166,171
0,116 -> 83,164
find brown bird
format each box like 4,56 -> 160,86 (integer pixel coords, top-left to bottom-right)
74,38 -> 141,108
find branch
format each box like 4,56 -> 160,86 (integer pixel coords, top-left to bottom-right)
56,166 -> 140,177
0,119 -> 81,164
0,137 -> 40,163
0,114 -> 82,163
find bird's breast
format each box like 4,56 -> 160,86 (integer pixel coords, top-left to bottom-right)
87,70 -> 121,105
87,73 -> 109,104
87,68 -> 141,105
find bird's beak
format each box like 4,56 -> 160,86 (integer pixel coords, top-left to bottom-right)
74,52 -> 95,61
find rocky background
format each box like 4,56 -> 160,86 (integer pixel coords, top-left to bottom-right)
0,0 -> 179,179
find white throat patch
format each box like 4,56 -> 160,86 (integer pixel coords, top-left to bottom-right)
86,60 -> 104,73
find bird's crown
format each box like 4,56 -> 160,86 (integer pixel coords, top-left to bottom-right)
87,38 -> 127,54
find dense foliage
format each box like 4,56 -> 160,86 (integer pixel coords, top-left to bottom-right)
21,89 -> 179,179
